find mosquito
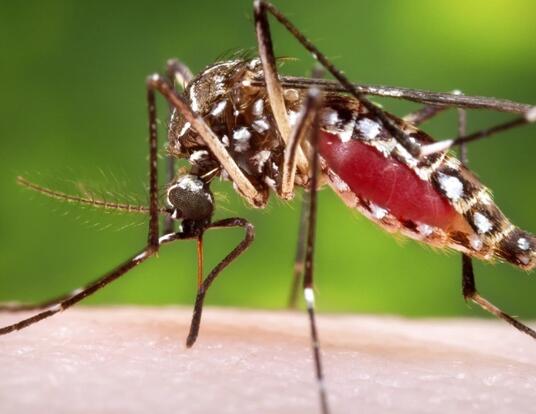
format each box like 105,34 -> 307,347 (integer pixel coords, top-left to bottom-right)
2,2 -> 535,413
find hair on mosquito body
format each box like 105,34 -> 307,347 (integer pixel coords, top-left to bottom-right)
3,2 -> 536,413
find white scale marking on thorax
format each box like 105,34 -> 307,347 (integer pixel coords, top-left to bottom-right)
210,100 -> 227,117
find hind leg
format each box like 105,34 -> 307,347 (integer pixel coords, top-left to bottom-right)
456,107 -> 536,340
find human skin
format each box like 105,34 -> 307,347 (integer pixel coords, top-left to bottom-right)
1,307 -> 535,414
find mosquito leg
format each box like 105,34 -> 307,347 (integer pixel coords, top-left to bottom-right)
421,114 -> 535,155
279,90 -> 322,199
186,217 -> 255,347
0,296 -> 80,313
166,58 -> 193,91
265,62 -> 329,405
279,88 -> 322,307
287,67 -> 324,308
9,69 -> 186,313
253,1 -> 309,174
265,76 -> 536,151
403,100 -> 458,126
253,1 -> 290,141
404,105 -> 447,126
450,113 -> 532,147
0,232 -> 194,336
0,218 -> 172,313
457,107 -> 468,165
0,250 -> 156,335
0,77 -> 169,314
275,76 -> 534,115
255,0 -> 535,158
5,89 -> 176,313
462,254 -> 536,340
455,107 -> 535,339
301,89 -> 330,414
252,5 -> 333,404
398,86 -> 535,155
147,75 -> 267,208
146,80 -> 162,248
255,0 -> 421,158
0,180 -> 170,313
400,90 -> 535,156
287,189 -> 310,309
268,84 -> 331,411
403,91 -> 462,145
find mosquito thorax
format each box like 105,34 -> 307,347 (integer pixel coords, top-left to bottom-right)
166,174 -> 214,227
168,57 -> 309,196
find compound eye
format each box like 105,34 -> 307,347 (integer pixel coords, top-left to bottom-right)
167,175 -> 214,221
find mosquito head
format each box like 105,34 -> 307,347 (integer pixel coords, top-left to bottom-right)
166,174 -> 214,226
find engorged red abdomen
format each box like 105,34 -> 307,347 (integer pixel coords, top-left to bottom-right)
319,131 -> 459,230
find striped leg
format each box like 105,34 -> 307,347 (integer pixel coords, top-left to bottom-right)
403,105 -> 448,126
278,89 -> 322,198
461,254 -> 536,339
253,0 -> 309,175
0,233 -> 185,336
287,66 -> 323,309
146,76 -> 162,248
414,92 -> 536,156
275,75 -> 533,113
402,91 -> 466,127
301,89 -> 330,414
399,90 -> 535,155
254,0 -> 421,157
253,4 -> 330,409
271,76 -> 536,154
288,189 -> 310,309
0,216 -> 255,341
422,114 -> 535,155
457,110 -> 536,340
0,75 -> 166,314
269,86 -> 329,409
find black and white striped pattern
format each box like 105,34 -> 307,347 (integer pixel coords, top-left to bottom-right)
320,102 -> 535,270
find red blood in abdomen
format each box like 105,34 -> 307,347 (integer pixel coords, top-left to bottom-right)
319,131 -> 458,230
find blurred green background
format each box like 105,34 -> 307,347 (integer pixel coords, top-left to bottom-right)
1,0 -> 535,319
